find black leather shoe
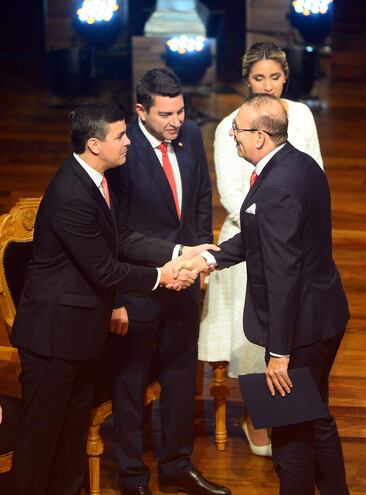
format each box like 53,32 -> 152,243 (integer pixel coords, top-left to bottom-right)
159,468 -> 231,495
123,486 -> 152,495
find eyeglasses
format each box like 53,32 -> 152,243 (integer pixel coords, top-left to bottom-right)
232,119 -> 274,136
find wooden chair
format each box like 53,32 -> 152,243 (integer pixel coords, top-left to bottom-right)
0,346 -> 22,476
0,197 -> 39,475
0,197 -> 161,494
198,280 -> 230,451
209,361 -> 229,451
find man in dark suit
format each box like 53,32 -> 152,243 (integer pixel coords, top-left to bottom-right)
10,103 -> 201,495
107,69 -> 229,495
183,94 -> 350,495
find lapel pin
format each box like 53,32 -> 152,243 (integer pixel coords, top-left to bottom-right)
178,142 -> 183,148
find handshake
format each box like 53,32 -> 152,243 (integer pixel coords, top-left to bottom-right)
159,244 -> 220,291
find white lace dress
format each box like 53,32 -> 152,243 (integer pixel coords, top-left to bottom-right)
198,99 -> 323,377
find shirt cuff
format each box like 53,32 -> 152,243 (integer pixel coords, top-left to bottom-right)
270,352 -> 290,358
172,244 -> 181,259
201,251 -> 217,266
152,268 -> 161,291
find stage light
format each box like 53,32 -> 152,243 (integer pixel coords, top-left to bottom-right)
166,35 -> 206,55
76,0 -> 119,24
289,0 -> 333,45
291,0 -> 332,16
47,0 -> 122,96
74,0 -> 121,48
165,35 -> 212,85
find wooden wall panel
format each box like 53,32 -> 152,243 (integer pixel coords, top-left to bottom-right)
246,0 -> 292,49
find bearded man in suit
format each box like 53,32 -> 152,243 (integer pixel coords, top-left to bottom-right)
107,69 -> 230,495
10,103 -> 206,495
182,94 -> 350,495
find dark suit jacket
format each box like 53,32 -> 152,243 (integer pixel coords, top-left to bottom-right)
11,155 -> 173,360
108,118 -> 213,320
213,142 -> 350,355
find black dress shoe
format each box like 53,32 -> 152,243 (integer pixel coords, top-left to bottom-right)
159,468 -> 231,495
123,486 -> 152,495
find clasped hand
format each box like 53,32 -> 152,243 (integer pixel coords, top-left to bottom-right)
160,243 -> 220,291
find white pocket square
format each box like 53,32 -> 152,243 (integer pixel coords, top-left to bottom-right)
245,203 -> 256,215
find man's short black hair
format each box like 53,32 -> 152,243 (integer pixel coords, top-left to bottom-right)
69,103 -> 125,154
136,68 -> 183,112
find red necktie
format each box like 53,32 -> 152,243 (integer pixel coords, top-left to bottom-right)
101,175 -> 111,209
250,170 -> 258,188
158,142 -> 181,219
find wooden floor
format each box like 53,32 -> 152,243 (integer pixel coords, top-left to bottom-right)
0,49 -> 365,494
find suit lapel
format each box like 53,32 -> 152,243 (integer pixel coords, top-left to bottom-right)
108,182 -> 120,256
130,120 -> 180,220
242,173 -> 262,211
172,135 -> 191,222
68,156 -> 114,229
242,142 -> 293,211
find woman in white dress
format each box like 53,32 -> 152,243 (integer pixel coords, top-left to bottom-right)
199,41 -> 323,456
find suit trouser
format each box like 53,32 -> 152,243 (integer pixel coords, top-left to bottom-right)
110,300 -> 200,490
270,332 -> 349,495
11,348 -> 97,495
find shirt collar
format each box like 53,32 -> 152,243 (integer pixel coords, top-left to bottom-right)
138,117 -> 172,149
255,142 -> 286,176
73,152 -> 104,188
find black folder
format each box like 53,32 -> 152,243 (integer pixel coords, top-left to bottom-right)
238,367 -> 329,429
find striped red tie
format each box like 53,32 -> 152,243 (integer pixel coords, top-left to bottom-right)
158,142 -> 181,219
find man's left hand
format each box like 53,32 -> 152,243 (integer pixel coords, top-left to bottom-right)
265,356 -> 292,397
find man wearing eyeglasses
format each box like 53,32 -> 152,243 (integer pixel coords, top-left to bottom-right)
181,93 -> 350,495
